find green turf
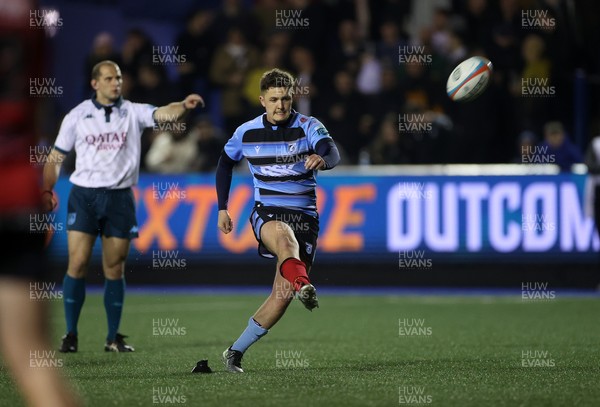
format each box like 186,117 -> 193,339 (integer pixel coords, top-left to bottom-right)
1,293 -> 599,406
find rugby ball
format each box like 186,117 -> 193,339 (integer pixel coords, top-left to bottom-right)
446,56 -> 493,102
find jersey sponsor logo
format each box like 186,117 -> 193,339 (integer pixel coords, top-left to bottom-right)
84,132 -> 128,151
67,213 -> 76,226
288,143 -> 297,153
316,127 -> 329,136
299,117 -> 307,123
255,145 -> 261,154
84,114 -> 93,119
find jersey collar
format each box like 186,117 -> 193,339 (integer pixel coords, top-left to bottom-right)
262,109 -> 297,128
91,94 -> 123,109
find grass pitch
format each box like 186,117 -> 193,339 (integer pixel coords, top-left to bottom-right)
1,291 -> 599,406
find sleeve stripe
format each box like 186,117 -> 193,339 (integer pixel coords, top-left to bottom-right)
53,145 -> 70,155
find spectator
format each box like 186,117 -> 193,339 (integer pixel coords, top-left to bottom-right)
212,0 -> 261,46
356,50 -> 383,96
369,114 -> 412,165
512,130 -> 538,163
463,0 -> 493,50
289,46 -> 323,116
376,20 -> 408,68
328,20 -> 364,76
367,66 -> 403,123
319,70 -> 365,163
120,28 -> 154,77
145,119 -> 199,174
429,7 -> 452,57
513,33 -> 553,132
243,46 -> 285,117
175,8 -> 216,98
83,32 -> 121,94
536,121 -> 583,171
129,64 -> 175,107
191,115 -> 227,172
209,27 -> 260,135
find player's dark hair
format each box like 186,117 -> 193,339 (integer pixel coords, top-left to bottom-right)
91,60 -> 119,80
260,68 -> 294,93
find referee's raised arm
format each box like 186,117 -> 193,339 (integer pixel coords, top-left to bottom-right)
153,94 -> 205,123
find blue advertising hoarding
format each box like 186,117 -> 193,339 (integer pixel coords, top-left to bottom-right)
45,172 -> 598,264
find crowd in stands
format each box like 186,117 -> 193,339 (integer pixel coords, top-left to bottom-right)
74,0 -> 596,171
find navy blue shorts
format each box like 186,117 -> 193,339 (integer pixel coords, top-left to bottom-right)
66,185 -> 138,239
249,204 -> 319,268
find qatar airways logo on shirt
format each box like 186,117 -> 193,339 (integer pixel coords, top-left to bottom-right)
84,132 -> 128,151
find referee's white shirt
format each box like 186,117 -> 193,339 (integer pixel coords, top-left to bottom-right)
54,97 -> 156,189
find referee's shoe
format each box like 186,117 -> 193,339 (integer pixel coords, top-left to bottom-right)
104,333 -> 135,352
59,333 -> 78,353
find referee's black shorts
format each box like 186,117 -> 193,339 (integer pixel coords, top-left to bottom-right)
66,184 -> 138,239
249,203 -> 319,268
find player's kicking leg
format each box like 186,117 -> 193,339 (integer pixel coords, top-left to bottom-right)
59,231 -> 95,353
101,236 -> 134,352
223,220 -> 316,373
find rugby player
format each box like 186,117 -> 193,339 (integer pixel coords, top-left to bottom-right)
215,68 -> 340,372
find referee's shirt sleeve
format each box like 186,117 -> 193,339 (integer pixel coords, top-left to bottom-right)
53,111 -> 77,154
131,103 -> 157,130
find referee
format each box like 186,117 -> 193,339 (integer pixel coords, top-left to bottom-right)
42,60 -> 204,353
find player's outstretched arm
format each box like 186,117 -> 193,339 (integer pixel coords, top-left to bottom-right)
41,149 -> 66,212
153,94 -> 205,123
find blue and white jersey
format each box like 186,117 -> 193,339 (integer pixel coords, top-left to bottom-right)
224,110 -> 332,215
54,97 -> 156,189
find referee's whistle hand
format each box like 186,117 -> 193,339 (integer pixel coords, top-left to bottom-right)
217,210 -> 233,234
183,94 -> 205,109
41,192 -> 57,213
